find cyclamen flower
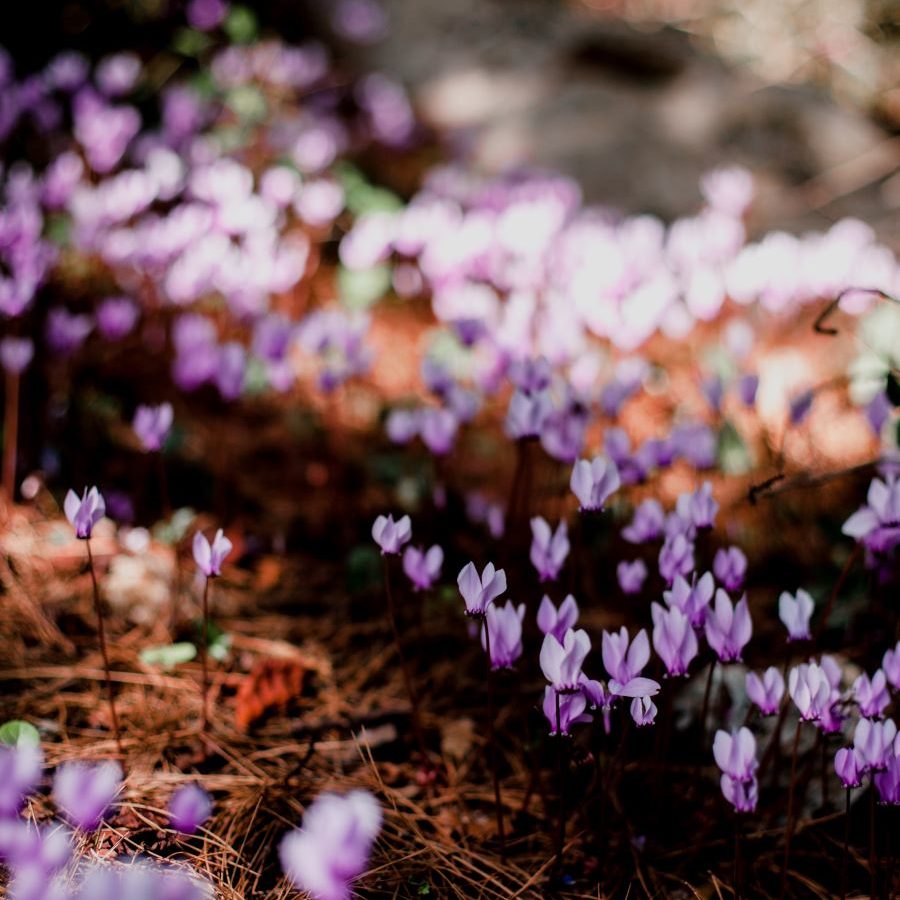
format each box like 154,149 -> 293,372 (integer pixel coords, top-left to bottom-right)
0,337 -> 34,374
0,819 -> 72,875
713,546 -> 747,592
457,561 -> 506,617
53,761 -> 122,831
842,475 -> 900,553
834,747 -> 865,788
64,486 -> 105,539
875,755 -> 900,804
505,389 -> 550,440
675,481 -> 718,530
853,718 -> 897,772
736,373 -> 759,407
704,589 -> 752,662
630,696 -> 657,727
192,528 -> 232,577
371,514 -> 411,555
419,407 -> 458,456
720,774 -> 758,813
133,403 -> 173,452
713,727 -> 758,782
529,517 -> 569,582
602,627 -> 659,698
540,629 -> 591,692
279,790 -> 381,900
778,589 -> 815,641
651,603 -> 698,677
537,594 -> 579,642
853,670 -> 890,719
0,740 -> 43,816
570,455 -> 620,511
481,601 -> 525,670
169,784 -> 212,834
663,572 -> 714,627
788,662 -> 833,721
617,559 -> 647,595
883,641 -> 900,691
658,534 -> 695,585
542,686 -> 591,736
96,297 -> 139,340
746,667 -> 784,716
402,545 -> 443,591
622,499 -> 665,544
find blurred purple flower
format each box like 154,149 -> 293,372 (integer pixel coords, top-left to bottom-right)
279,790 -> 381,900
0,336 -> 34,374
402,544 -> 443,591
53,761 -> 122,831
64,486 -> 105,539
834,747 -> 864,788
419,407 -> 457,456
664,572 -> 714,627
457,561 -> 506,617
883,641 -> 900,691
658,533 -> 695,585
622,499 -> 665,544
570,455 -> 620,511
875,755 -> 900,804
778,589 -> 814,641
675,481 -> 718,531
853,670 -> 890,719
529,517 -> 569,582
96,297 -> 139,341
720,774 -> 758,813
842,475 -> 900,554
193,528 -> 232,577
481,601 -> 525,670
651,603 -> 697,677
169,783 -> 212,835
46,308 -> 92,356
704,589 -> 752,662
631,696 -> 657,727
853,718 -> 896,772
736,373 -> 759,407
133,403 -> 173,453
713,546 -> 747,592
0,740 -> 43,816
746,667 -> 784,716
865,391 -> 891,437
187,0 -> 229,30
617,559 -> 647,595
537,594 -> 579,643
371,514 -> 411,556
541,629 -> 591,692
542,686 -> 591,736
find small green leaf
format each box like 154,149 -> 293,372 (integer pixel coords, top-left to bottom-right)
208,631 -> 232,662
717,420 -> 753,476
0,720 -> 40,747
140,643 -> 198,670
172,27 -> 213,57
223,5 -> 258,44
338,265 -> 392,310
226,85 -> 267,124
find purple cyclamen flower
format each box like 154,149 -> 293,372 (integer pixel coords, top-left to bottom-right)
133,403 -> 173,453
778,589 -> 815,641
789,389 -> 814,425
570,455 -> 620,511
663,572 -> 714,627
53,761 -> 122,831
602,627 -> 659,698
95,296 -> 139,341
385,408 -> 419,444
853,718 -> 897,772
279,790 -> 381,900
704,589 -> 752,662
883,641 -> 900,691
0,819 -> 72,875
457,561 -> 506,617
875,754 -> 900,804
542,686 -> 592,736
658,533 -> 695,585
371,514 -> 411,555
192,528 -> 232,577
720,774 -> 758,813
617,559 -> 647,595
0,337 -> 34,374
630,696 -> 657,727
713,727 -> 758,782
537,594 -> 579,643
622,499 -> 664,544
529,517 -> 569,582
419,407 -> 457,456
46,308 -> 93,356
675,481 -> 718,531
0,740 -> 43,816
540,629 -> 591,692
651,603 -> 698,677
402,545 -> 443,591
834,747 -> 865,789
64,486 -> 105,539
701,375 -> 724,413
481,601 -> 525,670
788,662 -> 833,722
853,670 -> 890,719
169,783 -> 212,834
842,475 -> 900,553
713,546 -> 747,592
746,667 -> 784,716
505,389 -> 550,440
187,0 -> 229,30
865,391 -> 891,437
736,373 -> 759,407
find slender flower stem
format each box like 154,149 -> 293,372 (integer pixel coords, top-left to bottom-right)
699,658 -> 717,752
155,451 -> 171,520
814,544 -> 862,640
779,718 -> 803,900
86,539 -> 123,758
482,623 -> 505,854
841,785 -> 850,900
869,776 -> 878,900
734,815 -> 742,900
555,689 -> 565,875
383,558 -> 429,766
3,370 -> 19,504
200,575 -> 210,733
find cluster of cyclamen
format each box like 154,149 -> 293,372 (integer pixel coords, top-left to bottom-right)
0,739 -> 211,900
0,3 -> 414,406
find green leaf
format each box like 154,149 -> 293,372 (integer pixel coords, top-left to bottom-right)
172,27 -> 213,57
717,420 -> 753,476
223,5 -> 258,44
44,214 -> 71,247
346,545 -> 381,594
140,643 -> 197,670
225,85 -> 267,124
208,631 -> 232,662
338,265 -> 392,310
0,720 -> 40,747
